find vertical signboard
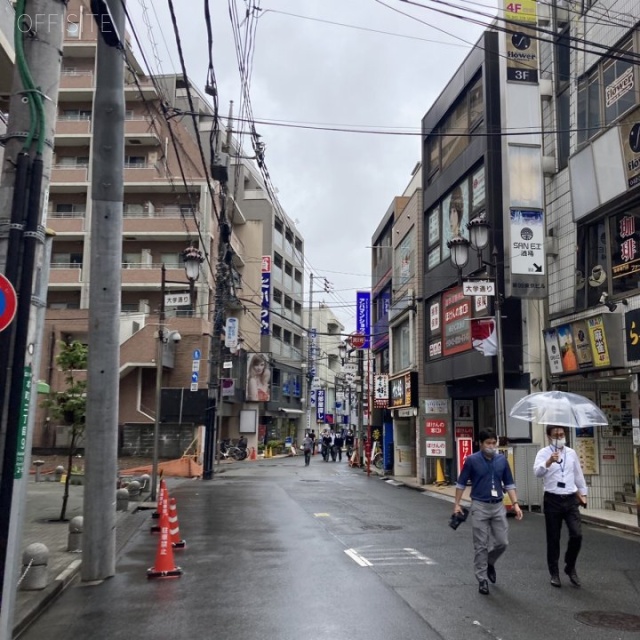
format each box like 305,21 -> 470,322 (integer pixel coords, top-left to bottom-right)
316,388 -> 326,423
587,315 -> 611,367
509,209 -> 546,298
356,291 -> 371,349
442,287 -> 472,356
543,328 -> 564,375
619,107 -> 640,190
261,256 -> 271,336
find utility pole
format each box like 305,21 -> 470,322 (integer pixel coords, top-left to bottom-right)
203,101 -> 234,479
0,2 -> 65,635
306,273 -> 314,436
82,0 -> 125,582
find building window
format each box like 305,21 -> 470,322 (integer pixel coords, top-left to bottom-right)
572,211 -> 640,311
426,73 -> 483,184
272,324 -> 282,339
555,26 -> 571,169
394,228 -> 415,286
392,319 -> 411,371
283,330 -> 292,344
273,288 -> 282,305
125,155 -> 146,167
66,20 -> 80,38
274,252 -> 283,269
294,302 -> 302,317
576,36 -> 637,146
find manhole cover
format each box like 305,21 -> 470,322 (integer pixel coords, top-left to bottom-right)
575,611 -> 640,631
361,524 -> 402,531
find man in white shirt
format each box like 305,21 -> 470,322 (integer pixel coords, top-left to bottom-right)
533,425 -> 588,588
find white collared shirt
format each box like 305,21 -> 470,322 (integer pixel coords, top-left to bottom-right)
533,445 -> 588,496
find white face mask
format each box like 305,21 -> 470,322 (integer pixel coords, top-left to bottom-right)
553,438 -> 566,449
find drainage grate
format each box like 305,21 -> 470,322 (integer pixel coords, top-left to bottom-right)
575,611 -> 640,631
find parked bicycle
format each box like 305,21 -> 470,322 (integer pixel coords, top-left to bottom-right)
219,440 -> 247,461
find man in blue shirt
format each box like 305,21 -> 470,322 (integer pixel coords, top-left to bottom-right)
453,429 -> 523,595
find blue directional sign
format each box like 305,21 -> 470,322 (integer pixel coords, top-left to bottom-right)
193,349 -> 201,360
191,372 -> 199,384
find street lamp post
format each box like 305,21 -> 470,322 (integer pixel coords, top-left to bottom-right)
151,247 -> 203,501
447,219 -> 506,438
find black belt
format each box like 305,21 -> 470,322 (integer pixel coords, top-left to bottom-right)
544,492 -> 575,498
474,498 -> 503,504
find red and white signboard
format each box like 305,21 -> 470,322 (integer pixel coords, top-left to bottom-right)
457,437 -> 473,472
455,426 -> 474,439
425,419 -> 446,436
350,333 -> 366,349
426,440 -> 446,457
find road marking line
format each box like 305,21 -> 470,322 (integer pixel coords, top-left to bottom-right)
344,548 -> 372,567
313,513 -> 330,517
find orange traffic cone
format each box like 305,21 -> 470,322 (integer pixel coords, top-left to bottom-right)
151,479 -> 168,533
168,497 -> 186,549
249,447 -> 257,461
147,498 -> 182,579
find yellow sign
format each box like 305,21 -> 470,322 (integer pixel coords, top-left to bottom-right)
587,316 -> 611,367
504,0 -> 537,24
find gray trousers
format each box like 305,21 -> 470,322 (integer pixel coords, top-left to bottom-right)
471,500 -> 509,582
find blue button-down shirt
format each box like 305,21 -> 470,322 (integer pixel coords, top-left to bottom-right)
456,450 -> 516,501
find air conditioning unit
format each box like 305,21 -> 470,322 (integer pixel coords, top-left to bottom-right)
540,79 -> 553,100
139,299 -> 150,313
542,155 -> 557,176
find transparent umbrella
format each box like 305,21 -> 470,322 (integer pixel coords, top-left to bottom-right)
509,390 -> 608,428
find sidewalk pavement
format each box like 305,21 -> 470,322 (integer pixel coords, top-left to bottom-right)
13,478 -> 151,638
11,458 -> 639,638
375,469 -> 640,535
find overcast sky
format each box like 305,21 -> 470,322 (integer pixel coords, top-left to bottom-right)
127,0 -> 495,329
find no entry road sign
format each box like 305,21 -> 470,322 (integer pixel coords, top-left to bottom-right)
0,274 -> 17,333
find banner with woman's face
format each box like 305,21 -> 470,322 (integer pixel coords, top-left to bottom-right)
246,353 -> 271,402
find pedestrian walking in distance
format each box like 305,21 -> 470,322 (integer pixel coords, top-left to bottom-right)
533,425 -> 587,588
302,434 -> 313,467
453,429 -> 523,595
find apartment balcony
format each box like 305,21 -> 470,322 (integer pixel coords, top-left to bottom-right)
124,78 -> 157,100
125,117 -> 161,146
49,263 -> 83,287
120,263 -> 188,289
55,116 -> 91,146
47,210 -> 86,235
59,70 -> 95,101
50,165 -> 89,194
123,206 -> 201,238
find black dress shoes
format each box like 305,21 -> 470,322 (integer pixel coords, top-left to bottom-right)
479,580 -> 490,595
550,574 -> 561,588
564,567 -> 581,587
487,564 -> 496,584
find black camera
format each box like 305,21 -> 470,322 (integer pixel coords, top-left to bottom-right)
448,507 -> 469,530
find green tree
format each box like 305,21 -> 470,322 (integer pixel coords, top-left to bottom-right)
42,340 -> 87,520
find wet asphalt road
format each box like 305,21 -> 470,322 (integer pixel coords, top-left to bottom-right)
17,456 -> 640,640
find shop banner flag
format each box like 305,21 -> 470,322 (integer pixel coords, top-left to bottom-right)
471,318 -> 498,356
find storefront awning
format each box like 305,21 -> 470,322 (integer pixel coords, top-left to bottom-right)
280,408 -> 303,414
